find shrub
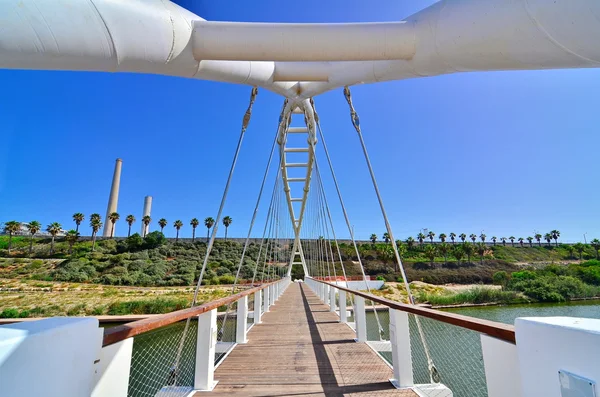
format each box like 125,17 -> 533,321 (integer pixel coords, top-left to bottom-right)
0,308 -> 19,318
107,298 -> 189,315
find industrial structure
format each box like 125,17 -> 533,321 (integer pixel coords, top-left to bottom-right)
102,158 -> 123,237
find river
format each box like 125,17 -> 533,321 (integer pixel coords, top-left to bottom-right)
362,300 -> 600,397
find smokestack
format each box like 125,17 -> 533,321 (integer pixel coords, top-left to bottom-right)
103,159 -> 123,237
141,196 -> 153,236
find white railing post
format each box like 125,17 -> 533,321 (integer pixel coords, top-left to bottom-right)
389,309 -> 414,388
329,286 -> 337,313
339,289 -> 347,323
481,335 -> 522,397
254,290 -> 262,324
263,286 -> 270,313
323,284 -> 329,304
270,284 -> 276,306
236,295 -> 248,344
354,296 -> 367,342
92,338 -> 133,397
194,309 -> 218,391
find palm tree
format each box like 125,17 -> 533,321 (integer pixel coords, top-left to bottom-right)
46,222 -> 62,255
424,244 -> 437,267
535,233 -> 543,247
173,220 -> 183,242
544,233 -> 553,247
417,233 -> 426,246
406,236 -> 415,249
527,237 -> 534,247
65,230 -> 79,254
438,243 -> 450,265
551,230 -> 561,247
439,233 -> 447,243
142,215 -> 151,237
72,213 -> 84,233
126,215 -> 136,237
158,218 -> 168,234
449,232 -> 457,244
190,218 -> 200,242
222,216 -> 233,240
90,217 -> 102,252
108,212 -> 120,238
469,233 -> 477,243
480,233 -> 486,243
462,243 -> 476,264
501,237 -> 507,246
491,236 -> 497,246
476,243 -> 487,264
370,234 -> 377,244
382,232 -> 390,243
90,213 -> 101,222
204,217 -> 215,242
509,236 -> 516,247
459,233 -> 467,243
566,244 -> 576,259
396,242 -> 407,262
379,245 -> 395,270
427,231 -> 436,243
573,242 -> 585,261
3,221 -> 21,254
591,239 -> 600,260
26,221 -> 41,255
453,246 -> 464,265
518,237 -> 524,247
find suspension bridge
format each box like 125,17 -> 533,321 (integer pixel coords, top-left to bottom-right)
2,0 -> 600,396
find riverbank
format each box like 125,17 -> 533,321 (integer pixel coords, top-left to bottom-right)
0,278 -> 230,318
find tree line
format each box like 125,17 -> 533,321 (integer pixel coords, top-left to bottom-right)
2,213 -> 235,255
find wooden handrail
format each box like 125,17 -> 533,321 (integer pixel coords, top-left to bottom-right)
309,277 -> 516,344
102,280 -> 280,347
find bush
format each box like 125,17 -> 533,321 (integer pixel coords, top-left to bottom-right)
0,308 -> 19,318
107,298 -> 189,315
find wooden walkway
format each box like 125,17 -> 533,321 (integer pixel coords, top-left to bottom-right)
203,282 -> 416,396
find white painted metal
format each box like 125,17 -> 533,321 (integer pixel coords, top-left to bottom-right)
263,287 -> 270,313
269,285 -> 276,306
481,335 -> 522,397
254,290 -> 262,324
193,21 -> 415,62
389,310 -> 414,388
339,289 -> 347,324
92,337 -> 133,397
354,296 -> 367,342
329,287 -> 337,313
194,309 -> 218,391
515,317 -> 600,397
2,0 -> 600,100
236,295 -> 248,344
287,127 -> 308,133
0,318 -> 101,397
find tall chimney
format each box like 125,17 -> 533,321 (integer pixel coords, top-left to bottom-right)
103,158 -> 122,237
141,196 -> 153,236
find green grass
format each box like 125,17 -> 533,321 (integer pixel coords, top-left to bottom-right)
106,298 -> 190,315
417,287 -> 524,306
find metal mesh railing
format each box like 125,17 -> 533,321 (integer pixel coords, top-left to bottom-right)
128,321 -> 198,397
215,304 -> 237,365
409,314 -> 488,397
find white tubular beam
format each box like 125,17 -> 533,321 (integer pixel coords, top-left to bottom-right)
2,0 -> 600,100
193,21 -> 415,62
236,295 -> 248,344
263,287 -> 270,313
194,309 -> 218,391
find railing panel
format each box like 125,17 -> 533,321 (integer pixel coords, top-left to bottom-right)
128,321 -> 198,397
408,313 -> 488,397
247,292 -> 255,329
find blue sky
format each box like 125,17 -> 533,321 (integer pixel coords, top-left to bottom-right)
1,0 -> 600,243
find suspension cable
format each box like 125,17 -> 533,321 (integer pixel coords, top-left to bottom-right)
343,86 -> 440,383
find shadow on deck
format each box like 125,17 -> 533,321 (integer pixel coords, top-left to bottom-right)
204,282 -> 415,396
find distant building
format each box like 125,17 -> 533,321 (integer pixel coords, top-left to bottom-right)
0,222 -> 66,237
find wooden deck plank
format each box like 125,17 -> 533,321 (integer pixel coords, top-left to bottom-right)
201,282 -> 416,396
